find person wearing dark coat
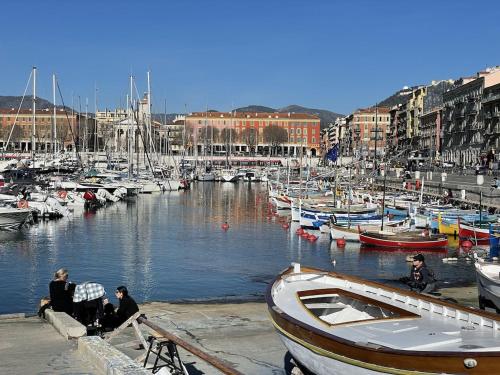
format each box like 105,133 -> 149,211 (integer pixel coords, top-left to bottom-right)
114,286 -> 139,327
49,268 -> 75,315
408,254 -> 436,293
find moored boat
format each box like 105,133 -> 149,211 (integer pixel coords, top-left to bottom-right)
359,230 -> 448,249
267,263 -> 500,374
475,259 -> 500,312
0,207 -> 32,230
458,219 -> 491,245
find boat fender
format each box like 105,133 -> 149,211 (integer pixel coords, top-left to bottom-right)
463,358 -> 477,369
57,190 -> 68,199
17,199 -> 29,209
221,222 -> 229,230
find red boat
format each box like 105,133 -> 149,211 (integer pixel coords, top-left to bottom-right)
359,230 -> 448,249
458,219 -> 490,245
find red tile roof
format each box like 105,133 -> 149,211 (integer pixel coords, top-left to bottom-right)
187,111 -> 319,120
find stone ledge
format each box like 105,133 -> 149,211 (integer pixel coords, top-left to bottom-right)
78,336 -> 150,375
45,310 -> 86,340
0,313 -> 26,320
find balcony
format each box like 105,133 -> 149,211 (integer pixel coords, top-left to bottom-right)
482,93 -> 500,104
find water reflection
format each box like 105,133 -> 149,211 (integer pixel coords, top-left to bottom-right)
0,182 -> 478,314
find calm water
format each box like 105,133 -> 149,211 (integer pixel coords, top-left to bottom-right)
0,183 -> 476,314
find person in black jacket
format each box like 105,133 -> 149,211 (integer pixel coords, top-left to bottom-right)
114,286 -> 139,327
49,268 -> 75,315
408,254 -> 436,293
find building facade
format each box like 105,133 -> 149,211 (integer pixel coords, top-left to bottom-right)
482,82 -> 500,156
442,68 -> 500,165
0,108 -> 95,152
185,112 -> 321,156
346,107 -> 390,158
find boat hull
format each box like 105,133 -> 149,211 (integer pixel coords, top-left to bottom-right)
359,232 -> 448,248
475,262 -> 500,311
459,223 -> 490,245
0,208 -> 32,230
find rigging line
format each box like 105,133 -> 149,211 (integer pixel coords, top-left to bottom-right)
4,70 -> 33,151
55,80 -> 83,168
130,101 -> 165,180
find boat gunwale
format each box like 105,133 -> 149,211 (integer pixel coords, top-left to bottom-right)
266,266 -> 500,370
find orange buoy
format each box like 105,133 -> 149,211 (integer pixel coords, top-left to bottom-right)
336,238 -> 346,247
461,240 -> 473,249
221,222 -> 229,230
17,199 -> 29,209
282,223 -> 289,230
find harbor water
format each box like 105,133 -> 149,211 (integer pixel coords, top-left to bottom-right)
0,183 -> 476,315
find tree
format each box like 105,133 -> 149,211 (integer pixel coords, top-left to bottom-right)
263,125 -> 288,156
220,128 -> 238,150
241,128 -> 257,155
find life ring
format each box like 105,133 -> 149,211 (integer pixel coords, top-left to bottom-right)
57,190 -> 68,199
17,199 -> 29,209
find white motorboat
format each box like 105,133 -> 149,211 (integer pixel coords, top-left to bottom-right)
220,169 -> 239,182
197,172 -> 215,181
475,260 -> 500,312
0,207 -> 32,230
267,263 -> 500,374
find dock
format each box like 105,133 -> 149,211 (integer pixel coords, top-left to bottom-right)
0,289 -> 486,374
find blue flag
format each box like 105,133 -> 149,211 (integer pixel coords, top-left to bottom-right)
326,144 -> 339,162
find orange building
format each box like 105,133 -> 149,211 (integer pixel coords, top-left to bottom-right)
346,107 -> 390,158
185,111 -> 321,156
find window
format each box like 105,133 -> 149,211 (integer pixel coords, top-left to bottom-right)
303,128 -> 307,135
290,137 -> 295,142
290,128 -> 294,134
312,137 -> 316,143
303,137 -> 307,143
312,129 -> 316,134
297,128 -> 301,135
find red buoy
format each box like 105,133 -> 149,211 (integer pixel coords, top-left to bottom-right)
221,222 -> 229,230
461,239 -> 473,249
282,223 -> 290,230
336,238 -> 346,247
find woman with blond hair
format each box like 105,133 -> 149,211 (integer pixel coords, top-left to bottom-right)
49,268 -> 75,315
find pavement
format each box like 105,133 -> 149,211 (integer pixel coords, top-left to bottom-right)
0,315 -> 96,375
108,301 -> 289,375
0,292 -> 487,375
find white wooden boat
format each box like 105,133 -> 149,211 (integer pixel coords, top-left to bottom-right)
197,172 -> 215,181
475,260 -> 500,312
267,263 -> 500,374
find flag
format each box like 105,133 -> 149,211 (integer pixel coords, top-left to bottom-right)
326,144 -> 339,162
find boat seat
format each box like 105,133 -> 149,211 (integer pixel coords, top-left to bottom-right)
369,331 -> 462,350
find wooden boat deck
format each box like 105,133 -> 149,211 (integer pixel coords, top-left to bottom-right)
272,270 -> 500,353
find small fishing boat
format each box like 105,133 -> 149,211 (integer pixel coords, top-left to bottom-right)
330,219 -> 409,241
359,230 -> 448,249
437,214 -> 459,235
475,259 -> 500,312
267,263 -> 500,375
458,219 -> 491,245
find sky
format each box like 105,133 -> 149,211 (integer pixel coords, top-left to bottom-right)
1,0 -> 500,115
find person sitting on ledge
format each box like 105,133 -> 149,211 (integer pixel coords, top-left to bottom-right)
49,268 -> 76,315
114,286 -> 139,327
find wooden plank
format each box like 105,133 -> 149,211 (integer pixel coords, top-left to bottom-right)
104,312 -> 141,342
138,317 -> 243,375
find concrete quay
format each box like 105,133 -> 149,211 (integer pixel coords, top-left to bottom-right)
0,289 -> 486,375
375,173 -> 500,210
0,314 -> 96,375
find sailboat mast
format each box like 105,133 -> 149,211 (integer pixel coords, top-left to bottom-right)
31,66 -> 37,167
52,74 -> 57,155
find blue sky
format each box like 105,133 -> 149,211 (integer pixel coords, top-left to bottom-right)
1,0 -> 499,115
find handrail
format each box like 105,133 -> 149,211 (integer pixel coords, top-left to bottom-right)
138,316 -> 244,375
